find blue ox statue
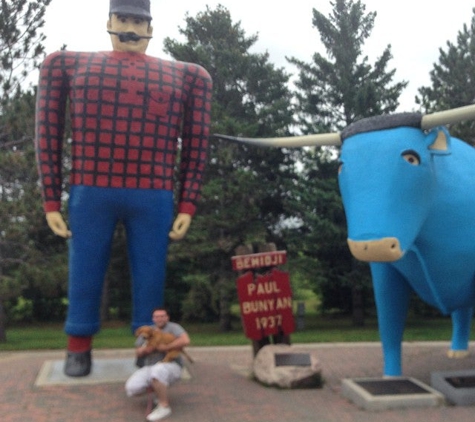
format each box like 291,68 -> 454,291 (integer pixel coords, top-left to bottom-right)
217,104 -> 475,376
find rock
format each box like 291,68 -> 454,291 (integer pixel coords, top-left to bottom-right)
253,344 -> 322,389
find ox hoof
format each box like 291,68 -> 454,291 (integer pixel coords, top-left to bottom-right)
447,349 -> 470,359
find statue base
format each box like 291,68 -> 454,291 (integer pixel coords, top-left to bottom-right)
431,369 -> 475,405
342,377 -> 444,411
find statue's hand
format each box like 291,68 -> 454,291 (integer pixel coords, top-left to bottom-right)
169,213 -> 191,241
46,211 -> 72,238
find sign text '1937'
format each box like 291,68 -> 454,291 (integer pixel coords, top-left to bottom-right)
236,269 -> 295,340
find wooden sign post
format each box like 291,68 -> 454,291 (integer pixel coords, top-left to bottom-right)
232,245 -> 295,355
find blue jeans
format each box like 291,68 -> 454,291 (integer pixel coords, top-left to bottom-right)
65,186 -> 173,336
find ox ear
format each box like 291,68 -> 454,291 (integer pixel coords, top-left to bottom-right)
427,128 -> 452,155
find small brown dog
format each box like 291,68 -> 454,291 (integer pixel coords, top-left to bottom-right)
134,325 -> 193,363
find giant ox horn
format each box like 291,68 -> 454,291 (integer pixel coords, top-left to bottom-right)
214,133 -> 341,148
420,103 -> 475,129
214,104 -> 475,147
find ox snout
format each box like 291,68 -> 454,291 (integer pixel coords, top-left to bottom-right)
347,237 -> 403,262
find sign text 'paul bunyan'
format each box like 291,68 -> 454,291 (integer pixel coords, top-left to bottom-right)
236,269 -> 295,340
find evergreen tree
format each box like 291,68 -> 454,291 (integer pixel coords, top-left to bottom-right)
0,0 -> 52,106
163,5 -> 296,329
289,0 -> 407,132
286,0 -> 406,324
0,89 -> 69,335
417,8 -> 475,145
0,0 -> 55,338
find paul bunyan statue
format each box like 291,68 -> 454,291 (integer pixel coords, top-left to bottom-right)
35,0 -> 212,376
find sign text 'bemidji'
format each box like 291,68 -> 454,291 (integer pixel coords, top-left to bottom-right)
231,251 -> 287,271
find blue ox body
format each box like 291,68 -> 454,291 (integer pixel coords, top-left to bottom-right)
216,107 -> 475,376
338,114 -> 475,375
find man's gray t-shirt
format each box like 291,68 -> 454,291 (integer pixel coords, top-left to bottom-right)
136,322 -> 186,366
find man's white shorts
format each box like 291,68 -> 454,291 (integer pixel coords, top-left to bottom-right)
125,362 -> 182,397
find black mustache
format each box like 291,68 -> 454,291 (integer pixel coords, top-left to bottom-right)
107,31 -> 153,42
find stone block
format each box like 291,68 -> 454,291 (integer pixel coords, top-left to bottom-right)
252,344 -> 322,389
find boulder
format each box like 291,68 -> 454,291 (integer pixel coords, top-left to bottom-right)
253,344 -> 322,389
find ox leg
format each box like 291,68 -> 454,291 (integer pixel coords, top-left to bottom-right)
371,263 -> 411,377
448,307 -> 472,358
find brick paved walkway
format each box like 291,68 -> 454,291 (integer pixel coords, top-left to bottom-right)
2,342 -> 475,421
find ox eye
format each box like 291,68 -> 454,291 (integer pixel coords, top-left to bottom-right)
402,150 -> 420,166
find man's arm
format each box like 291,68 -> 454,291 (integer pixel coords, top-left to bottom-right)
177,64 -> 213,217
35,51 -> 69,214
136,343 -> 156,357
156,332 -> 190,353
134,334 -> 156,357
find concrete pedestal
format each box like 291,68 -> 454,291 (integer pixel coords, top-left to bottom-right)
342,377 -> 444,411
431,369 -> 475,405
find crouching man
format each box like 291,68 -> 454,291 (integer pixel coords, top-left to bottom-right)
125,307 -> 190,421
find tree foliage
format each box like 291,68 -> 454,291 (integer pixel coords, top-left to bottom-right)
288,0 -> 407,133
417,7 -> 475,145
285,0 -> 406,323
0,89 -> 69,336
0,0 -> 52,105
164,5 -> 297,329
0,0 -> 62,339
5,1 -> 473,331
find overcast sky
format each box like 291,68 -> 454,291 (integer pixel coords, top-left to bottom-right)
41,0 -> 475,111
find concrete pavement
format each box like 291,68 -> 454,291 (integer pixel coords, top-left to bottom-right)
2,342 -> 475,421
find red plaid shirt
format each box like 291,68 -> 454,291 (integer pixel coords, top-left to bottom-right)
35,50 -> 212,216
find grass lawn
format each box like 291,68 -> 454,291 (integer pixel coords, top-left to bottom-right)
0,315 -> 465,351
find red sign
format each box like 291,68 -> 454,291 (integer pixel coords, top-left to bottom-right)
236,268 -> 295,340
231,251 -> 287,271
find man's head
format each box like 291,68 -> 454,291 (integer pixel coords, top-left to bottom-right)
107,0 -> 153,53
152,307 -> 170,328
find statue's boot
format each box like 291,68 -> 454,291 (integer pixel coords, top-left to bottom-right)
64,350 -> 92,377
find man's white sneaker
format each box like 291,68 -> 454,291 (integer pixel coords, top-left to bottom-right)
146,405 -> 172,421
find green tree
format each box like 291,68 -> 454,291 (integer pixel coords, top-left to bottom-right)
0,0 -> 54,339
289,0 -> 406,132
286,0 -> 406,324
0,0 -> 52,105
0,89 -> 68,336
163,5 -> 296,330
416,8 -> 475,145
282,149 -> 373,320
